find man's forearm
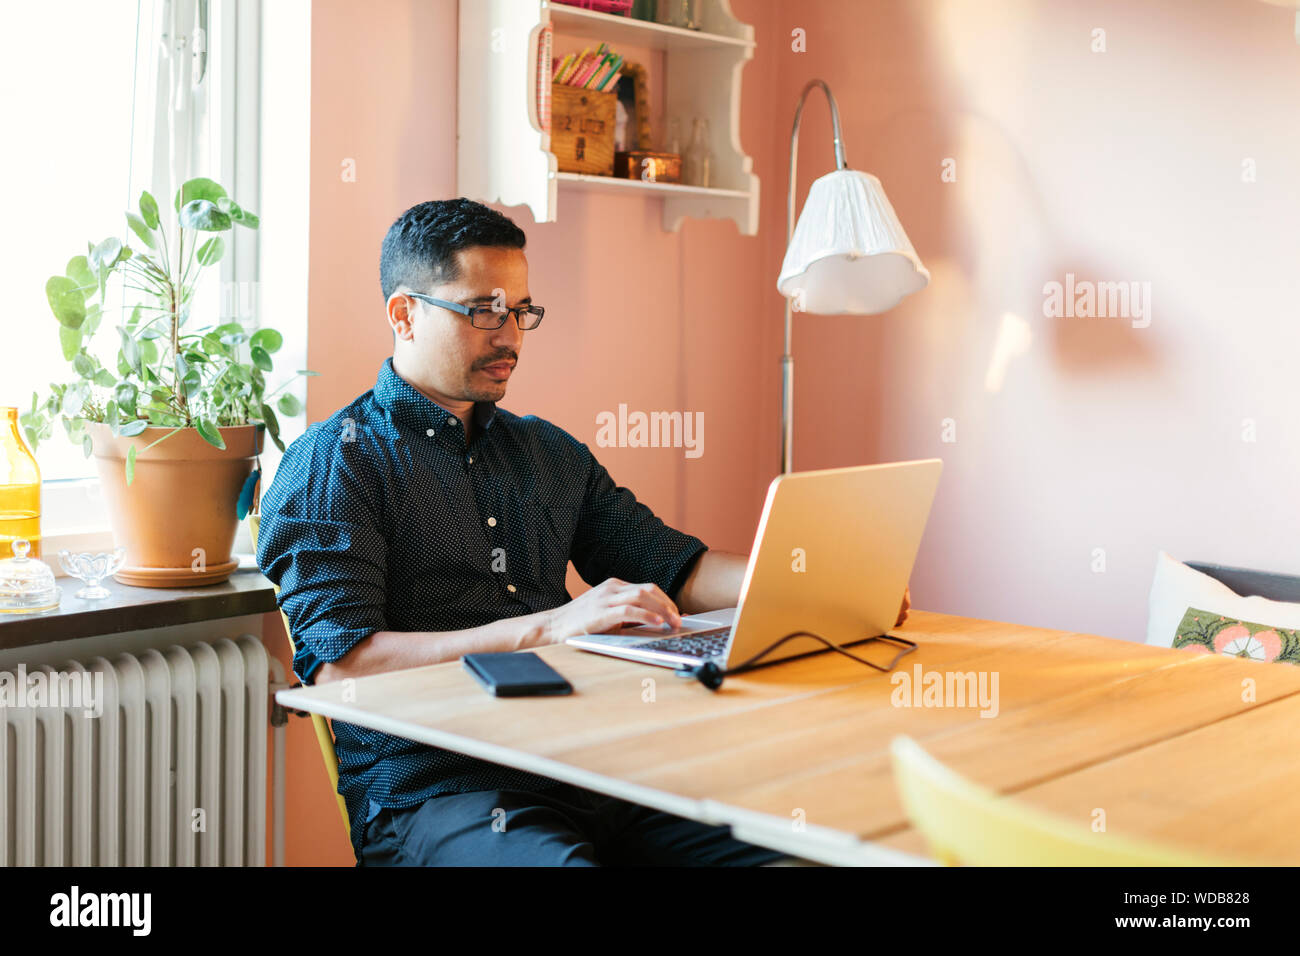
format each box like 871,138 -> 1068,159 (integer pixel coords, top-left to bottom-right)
314,610 -> 551,683
675,549 -> 748,614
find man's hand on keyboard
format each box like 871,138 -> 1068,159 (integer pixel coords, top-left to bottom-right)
542,578 -> 684,643
896,586 -> 911,627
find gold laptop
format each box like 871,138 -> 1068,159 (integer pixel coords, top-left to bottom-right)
566,459 -> 943,671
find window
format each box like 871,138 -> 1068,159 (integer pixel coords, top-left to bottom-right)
0,1 -> 138,482
1,0 -> 309,543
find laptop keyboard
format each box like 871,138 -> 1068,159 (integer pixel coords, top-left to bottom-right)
634,627 -> 732,661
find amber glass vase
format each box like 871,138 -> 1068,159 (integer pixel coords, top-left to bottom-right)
0,407 -> 41,560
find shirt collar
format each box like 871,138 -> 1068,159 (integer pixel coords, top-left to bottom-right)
374,358 -> 497,434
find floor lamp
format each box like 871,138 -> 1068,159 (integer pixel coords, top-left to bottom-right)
776,79 -> 930,474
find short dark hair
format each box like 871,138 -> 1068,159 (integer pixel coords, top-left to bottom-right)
379,198 -> 527,301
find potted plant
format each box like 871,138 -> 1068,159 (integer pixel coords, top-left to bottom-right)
23,177 -> 312,587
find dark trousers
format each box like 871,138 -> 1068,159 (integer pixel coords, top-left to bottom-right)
359,782 -> 787,866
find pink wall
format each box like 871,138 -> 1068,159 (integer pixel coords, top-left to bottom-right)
756,0 -> 1300,641
295,0 -> 1300,864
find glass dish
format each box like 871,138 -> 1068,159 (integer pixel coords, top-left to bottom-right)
58,546 -> 127,600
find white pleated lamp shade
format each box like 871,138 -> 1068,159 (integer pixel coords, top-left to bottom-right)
777,168 -> 930,315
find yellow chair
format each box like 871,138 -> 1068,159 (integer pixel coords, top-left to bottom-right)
249,513 -> 351,842
889,735 -> 1240,866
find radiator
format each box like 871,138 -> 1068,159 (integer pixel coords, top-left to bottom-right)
0,635 -> 269,866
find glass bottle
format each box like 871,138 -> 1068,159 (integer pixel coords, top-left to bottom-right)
656,0 -> 691,28
665,116 -> 682,155
0,407 -> 41,560
683,116 -> 714,187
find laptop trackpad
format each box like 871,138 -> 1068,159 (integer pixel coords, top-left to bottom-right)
615,607 -> 737,638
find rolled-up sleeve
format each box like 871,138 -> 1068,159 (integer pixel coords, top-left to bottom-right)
256,427 -> 389,684
569,444 -> 708,600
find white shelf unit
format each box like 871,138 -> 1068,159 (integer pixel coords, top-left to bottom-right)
458,0 -> 759,235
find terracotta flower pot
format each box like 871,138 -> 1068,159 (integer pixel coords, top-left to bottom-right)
88,422 -> 263,587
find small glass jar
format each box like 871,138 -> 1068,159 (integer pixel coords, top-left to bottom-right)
0,538 -> 60,614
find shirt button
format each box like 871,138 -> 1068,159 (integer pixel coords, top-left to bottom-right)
487,517 -> 497,527
506,584 -> 517,593
426,428 -> 435,437
467,456 -> 474,464
450,418 -> 460,426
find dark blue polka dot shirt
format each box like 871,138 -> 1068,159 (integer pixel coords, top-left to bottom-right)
255,358 -> 708,860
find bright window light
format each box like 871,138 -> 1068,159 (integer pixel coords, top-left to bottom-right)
0,1 -> 138,481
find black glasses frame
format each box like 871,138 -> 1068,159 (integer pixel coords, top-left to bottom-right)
406,292 -> 545,330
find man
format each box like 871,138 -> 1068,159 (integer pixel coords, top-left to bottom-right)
258,198 -> 908,866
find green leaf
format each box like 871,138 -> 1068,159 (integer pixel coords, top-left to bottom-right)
81,303 -> 103,336
250,345 -> 272,371
249,328 -> 283,354
118,419 -> 148,437
257,403 -> 285,452
181,368 -> 202,400
65,255 -> 96,293
201,332 -> 231,356
140,338 -> 159,366
196,236 -> 225,266
72,352 -> 95,378
118,327 -> 142,376
90,237 -> 123,271
126,212 -> 156,249
81,434 -> 93,457
115,382 -> 138,416
179,199 -> 232,231
195,417 -> 226,449
58,324 -> 83,360
140,191 -> 160,229
46,276 -> 86,328
277,393 -> 302,416
93,368 -> 116,388
125,445 -> 137,485
174,177 -> 228,211
217,196 -> 260,229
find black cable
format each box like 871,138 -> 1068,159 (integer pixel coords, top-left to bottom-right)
673,629 -> 918,691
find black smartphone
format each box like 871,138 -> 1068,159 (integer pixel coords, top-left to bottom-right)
462,652 -> 574,697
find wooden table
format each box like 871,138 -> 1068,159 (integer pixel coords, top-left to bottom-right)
275,610 -> 1300,866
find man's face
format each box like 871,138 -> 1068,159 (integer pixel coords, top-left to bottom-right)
396,245 -> 531,404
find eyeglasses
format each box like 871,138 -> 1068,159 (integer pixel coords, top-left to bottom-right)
406,292 -> 545,330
